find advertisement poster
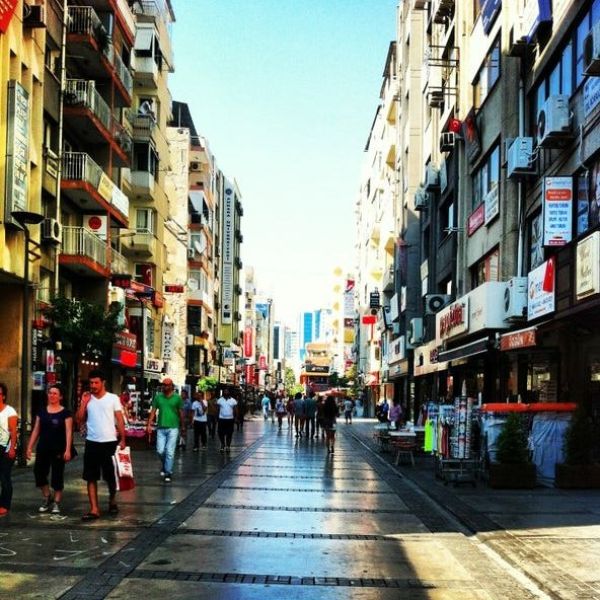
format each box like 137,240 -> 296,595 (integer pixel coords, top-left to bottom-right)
527,258 -> 555,320
543,177 -> 572,246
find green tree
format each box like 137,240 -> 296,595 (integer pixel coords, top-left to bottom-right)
48,296 -> 123,409
197,376 -> 218,393
496,413 -> 529,464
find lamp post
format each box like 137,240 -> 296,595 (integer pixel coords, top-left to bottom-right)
11,210 -> 44,467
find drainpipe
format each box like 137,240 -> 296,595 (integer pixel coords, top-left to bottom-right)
516,74 -> 525,278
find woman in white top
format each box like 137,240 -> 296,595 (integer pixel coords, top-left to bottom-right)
190,393 -> 208,450
217,389 -> 237,452
0,382 -> 18,517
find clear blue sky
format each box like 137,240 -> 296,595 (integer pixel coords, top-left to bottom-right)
169,0 -> 397,323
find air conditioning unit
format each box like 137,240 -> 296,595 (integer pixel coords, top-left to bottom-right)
190,162 -> 201,171
440,131 -> 455,152
414,188 -> 429,211
584,21 -> 600,76
537,95 -> 571,148
24,3 -> 46,28
425,293 -> 452,315
507,137 -> 535,178
41,218 -> 61,244
408,317 -> 424,346
504,277 -> 527,320
424,164 -> 440,191
187,248 -> 196,259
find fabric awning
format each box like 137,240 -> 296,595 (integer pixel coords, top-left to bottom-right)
189,190 -> 205,214
438,336 -> 492,363
134,27 -> 155,51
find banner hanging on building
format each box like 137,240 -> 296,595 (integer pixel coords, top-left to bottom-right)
221,181 -> 235,324
543,176 -> 572,246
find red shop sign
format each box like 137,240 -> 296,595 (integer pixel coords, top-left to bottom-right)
500,328 -> 537,351
468,204 -> 485,236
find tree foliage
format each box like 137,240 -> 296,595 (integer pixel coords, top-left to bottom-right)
496,413 -> 529,464
197,376 -> 218,392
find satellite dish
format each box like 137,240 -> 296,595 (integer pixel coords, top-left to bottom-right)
187,278 -> 198,291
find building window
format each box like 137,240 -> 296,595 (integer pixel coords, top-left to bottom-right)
471,247 -> 499,288
134,263 -> 153,287
439,197 -> 455,239
135,209 -> 155,233
473,37 -> 500,108
133,142 -> 159,177
472,143 -> 500,209
189,268 -> 208,294
528,212 -> 544,271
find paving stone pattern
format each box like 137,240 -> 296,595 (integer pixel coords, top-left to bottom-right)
1,419 -> 598,598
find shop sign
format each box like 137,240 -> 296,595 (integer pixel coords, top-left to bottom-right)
84,214 -> 107,239
258,354 -> 267,370
576,231 -> 600,300
480,0 -> 501,34
437,298 -> 469,341
145,357 -> 163,373
164,284 -> 185,293
0,0 -> 18,33
97,172 -> 115,203
388,336 -> 406,364
152,290 -> 164,308
115,331 -> 137,351
221,181 -> 235,324
584,77 -> 600,118
543,177 -> 573,246
484,185 -> 499,225
344,279 -> 354,316
400,287 -> 407,312
161,322 -> 174,360
468,203 -> 485,236
244,326 -> 253,358
527,258 -> 555,320
222,348 -> 234,367
4,81 -> 29,223
45,349 -> 55,373
414,340 -> 448,377
500,327 -> 537,351
111,186 -> 129,216
522,0 -> 552,42
32,371 -> 45,391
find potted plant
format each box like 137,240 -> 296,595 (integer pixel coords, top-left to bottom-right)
555,406 -> 600,488
489,413 -> 536,489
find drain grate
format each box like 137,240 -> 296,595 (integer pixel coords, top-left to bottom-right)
175,529 -> 394,541
202,502 -> 398,513
219,485 -> 394,494
232,473 -> 381,481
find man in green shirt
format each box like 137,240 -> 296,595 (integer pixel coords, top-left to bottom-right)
146,378 -> 184,483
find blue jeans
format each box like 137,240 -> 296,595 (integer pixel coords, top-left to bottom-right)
156,428 -> 178,475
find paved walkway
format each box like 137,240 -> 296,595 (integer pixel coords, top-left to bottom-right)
0,417 -> 598,599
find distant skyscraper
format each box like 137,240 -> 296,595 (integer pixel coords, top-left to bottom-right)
300,311 -> 314,360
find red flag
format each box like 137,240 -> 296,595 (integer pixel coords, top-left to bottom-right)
542,257 -> 555,293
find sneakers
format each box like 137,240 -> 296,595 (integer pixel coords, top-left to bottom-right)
39,495 -> 53,513
160,470 -> 166,477
51,502 -> 61,515
164,475 -> 172,483
193,447 -> 199,452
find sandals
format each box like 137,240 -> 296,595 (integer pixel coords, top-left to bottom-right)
81,512 -> 100,521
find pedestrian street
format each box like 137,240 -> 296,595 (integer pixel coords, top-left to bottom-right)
1,418 -> 598,599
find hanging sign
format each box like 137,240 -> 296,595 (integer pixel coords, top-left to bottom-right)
576,231 -> 600,300
527,258 -> 555,320
543,177 -> 572,246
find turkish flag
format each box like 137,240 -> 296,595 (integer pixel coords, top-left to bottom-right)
542,257 -> 555,293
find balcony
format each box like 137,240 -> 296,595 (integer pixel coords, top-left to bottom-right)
110,246 -> 129,274
131,170 -> 155,198
131,114 -> 156,142
61,152 -> 129,225
382,265 -> 395,292
64,79 -> 111,132
134,54 -> 159,88
59,226 -> 109,278
123,229 -> 157,257
111,117 -> 133,166
67,7 -> 133,106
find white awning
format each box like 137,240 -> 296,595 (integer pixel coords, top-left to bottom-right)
135,27 -> 155,51
189,190 -> 205,214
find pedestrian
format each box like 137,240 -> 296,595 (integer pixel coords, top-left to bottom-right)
76,369 -> 126,521
322,395 -> 339,454
275,396 -> 286,429
315,395 -> 325,439
261,392 -> 270,421
190,392 -> 207,451
217,388 -> 237,452
389,398 -> 403,430
376,398 -> 390,423
179,388 -> 192,450
286,395 -> 295,429
269,394 -> 276,423
206,393 -> 219,440
343,397 -> 354,425
304,391 -> 317,439
146,378 -> 184,483
26,384 -> 74,515
293,392 -> 305,438
0,382 -> 17,518
236,394 -> 246,431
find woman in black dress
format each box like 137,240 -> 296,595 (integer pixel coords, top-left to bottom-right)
322,396 -> 339,454
26,385 -> 74,515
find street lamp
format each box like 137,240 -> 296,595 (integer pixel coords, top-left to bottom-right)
11,210 -> 44,467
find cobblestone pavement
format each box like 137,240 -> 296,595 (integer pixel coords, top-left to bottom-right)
0,418 -> 598,599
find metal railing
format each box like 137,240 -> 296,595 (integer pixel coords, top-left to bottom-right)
62,152 -> 103,188
132,0 -> 161,17
110,246 -> 129,274
113,51 -> 133,96
67,6 -> 104,38
62,226 -> 108,268
64,79 -> 111,131
112,116 -> 133,156
131,229 -> 156,251
131,114 -> 156,140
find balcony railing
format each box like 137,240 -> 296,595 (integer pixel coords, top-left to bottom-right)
67,5 -> 105,39
113,51 -> 133,96
64,79 -> 111,131
132,0 -> 161,18
62,152 -> 103,188
110,246 -> 129,274
111,116 -> 133,156
62,226 -> 108,268
131,114 -> 156,140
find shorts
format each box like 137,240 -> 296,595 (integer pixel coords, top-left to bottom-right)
82,440 -> 118,492
34,451 -> 66,491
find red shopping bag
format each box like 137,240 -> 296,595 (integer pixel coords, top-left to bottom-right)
113,446 -> 135,491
